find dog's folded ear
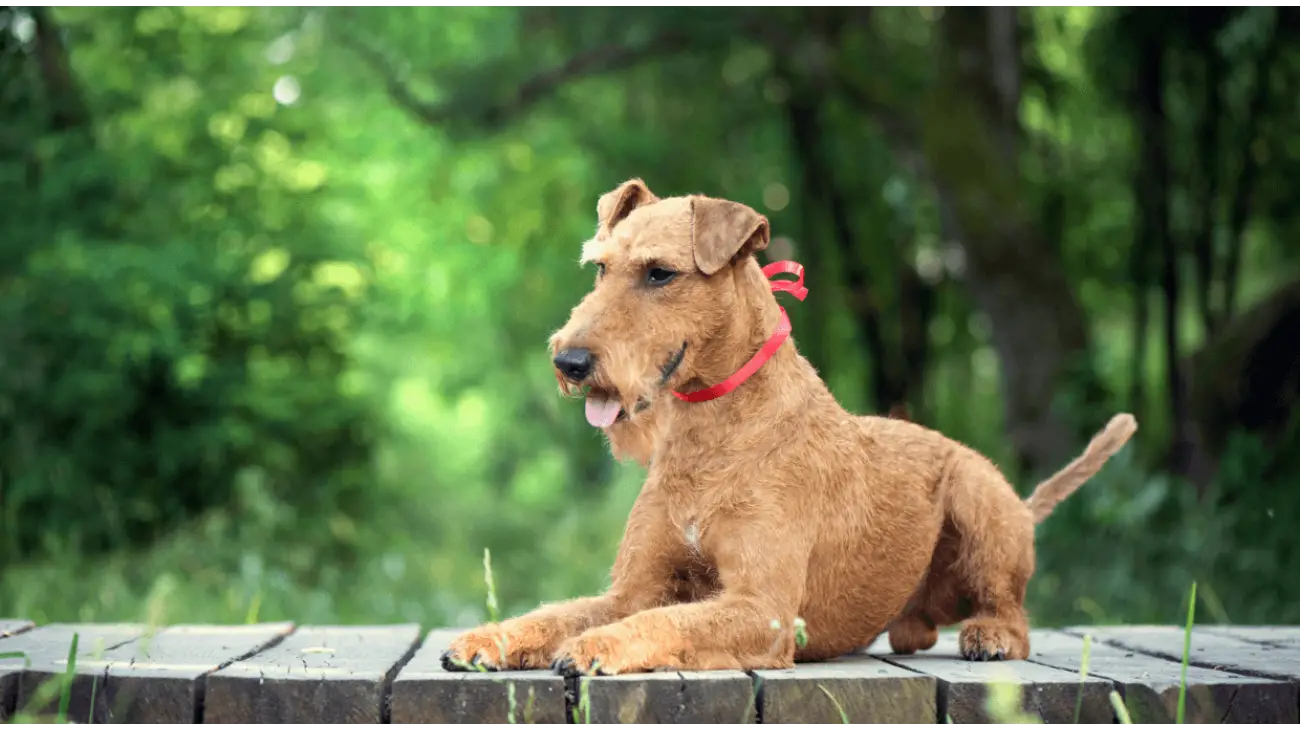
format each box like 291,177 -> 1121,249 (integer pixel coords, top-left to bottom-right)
690,196 -> 771,275
597,179 -> 659,236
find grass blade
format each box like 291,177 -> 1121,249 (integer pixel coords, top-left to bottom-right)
244,591 -> 263,625
0,651 -> 30,666
1073,633 -> 1092,724
794,617 -> 809,650
817,683 -> 850,723
88,674 -> 99,724
985,678 -> 1042,724
483,547 -> 500,623
1110,690 -> 1132,723
507,681 -> 517,724
56,632 -> 80,723
1177,581 -> 1197,724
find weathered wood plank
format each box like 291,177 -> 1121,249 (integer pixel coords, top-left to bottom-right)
389,629 -> 565,724
1203,625 -> 1300,649
4,623 -> 146,723
1071,625 -> 1300,681
1029,629 -> 1297,723
877,632 -> 1113,723
203,624 -> 421,723
0,624 -> 33,721
0,621 -> 34,639
754,654 -> 936,723
576,669 -> 757,724
69,622 -> 295,723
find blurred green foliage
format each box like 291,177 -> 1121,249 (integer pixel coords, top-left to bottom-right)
1,7 -> 1297,631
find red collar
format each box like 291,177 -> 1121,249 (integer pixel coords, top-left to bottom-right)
671,260 -> 807,403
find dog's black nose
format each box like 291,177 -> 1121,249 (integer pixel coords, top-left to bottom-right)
554,348 -> 594,382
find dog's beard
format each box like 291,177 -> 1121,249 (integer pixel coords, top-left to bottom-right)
602,408 -> 664,467
554,341 -> 686,429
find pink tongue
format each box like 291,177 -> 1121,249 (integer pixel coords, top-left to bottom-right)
585,395 -> 623,428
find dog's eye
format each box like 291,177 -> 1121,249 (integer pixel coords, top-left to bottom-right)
595,263 -> 606,278
646,267 -> 677,286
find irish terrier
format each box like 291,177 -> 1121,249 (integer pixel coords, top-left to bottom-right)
441,179 -> 1137,676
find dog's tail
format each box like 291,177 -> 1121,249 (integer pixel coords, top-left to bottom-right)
1023,413 -> 1138,524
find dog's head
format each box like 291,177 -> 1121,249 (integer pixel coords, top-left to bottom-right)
548,178 -> 772,429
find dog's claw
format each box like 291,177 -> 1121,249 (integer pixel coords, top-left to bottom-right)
963,647 -> 1007,662
552,656 -> 579,677
550,655 -> 608,677
472,652 -> 502,672
440,649 -> 463,672
441,649 -> 504,672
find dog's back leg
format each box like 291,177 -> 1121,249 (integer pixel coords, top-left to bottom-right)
938,454 -> 1037,661
887,610 -> 939,654
886,523 -> 967,654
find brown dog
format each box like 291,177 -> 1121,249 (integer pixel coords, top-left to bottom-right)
441,179 -> 1137,676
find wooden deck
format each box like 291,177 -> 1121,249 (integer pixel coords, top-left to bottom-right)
2,620 -> 1298,723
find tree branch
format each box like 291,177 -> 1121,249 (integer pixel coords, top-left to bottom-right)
477,32 -> 689,128
333,19 -> 689,130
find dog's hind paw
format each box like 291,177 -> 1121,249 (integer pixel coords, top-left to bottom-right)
958,618 -> 1029,661
962,646 -> 1007,662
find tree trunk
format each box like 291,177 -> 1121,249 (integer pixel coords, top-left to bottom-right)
923,8 -> 1094,477
897,261 -> 935,422
782,87 -> 905,415
1134,26 -> 1194,477
1191,39 -> 1223,337
1222,14 -> 1280,323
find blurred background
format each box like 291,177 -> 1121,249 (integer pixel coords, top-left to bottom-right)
2,6 -> 1297,631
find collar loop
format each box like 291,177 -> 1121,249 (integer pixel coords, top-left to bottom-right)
671,261 -> 807,403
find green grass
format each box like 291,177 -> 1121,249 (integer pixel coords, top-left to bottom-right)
55,633 -> 78,724
571,673 -> 593,724
1177,581 -> 1197,724
483,547 -> 501,624
1088,579 -> 1199,725
817,683 -> 850,723
1110,690 -> 1133,723
5,632 -> 87,724
1072,633 -> 1092,723
984,676 -> 1042,724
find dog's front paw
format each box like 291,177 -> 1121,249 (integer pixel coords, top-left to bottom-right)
958,617 -> 1029,661
440,622 -> 557,672
550,627 -> 656,677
